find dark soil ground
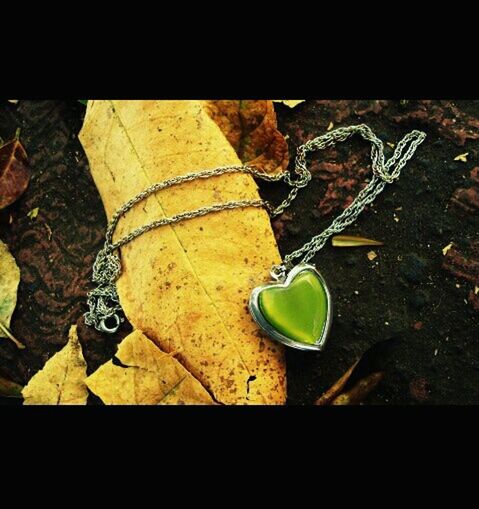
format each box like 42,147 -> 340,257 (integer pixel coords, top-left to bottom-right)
1,100 -> 478,405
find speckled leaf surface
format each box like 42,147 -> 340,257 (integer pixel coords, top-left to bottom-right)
86,330 -> 215,405
22,325 -> 88,405
79,101 -> 286,405
0,240 -> 20,333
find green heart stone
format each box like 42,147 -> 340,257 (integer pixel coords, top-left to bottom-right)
258,269 -> 329,345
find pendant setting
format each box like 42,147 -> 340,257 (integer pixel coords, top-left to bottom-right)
249,263 -> 332,351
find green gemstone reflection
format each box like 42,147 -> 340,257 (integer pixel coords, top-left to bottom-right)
258,270 -> 328,345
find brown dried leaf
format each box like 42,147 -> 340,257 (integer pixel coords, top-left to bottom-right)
86,330 -> 215,405
332,235 -> 384,247
204,100 -> 289,173
80,100 -> 286,405
316,341 -> 390,405
22,325 -> 88,405
0,135 -> 30,209
315,360 -> 359,405
331,372 -> 384,405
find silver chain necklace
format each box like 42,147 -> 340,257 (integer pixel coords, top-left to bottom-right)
84,124 -> 426,350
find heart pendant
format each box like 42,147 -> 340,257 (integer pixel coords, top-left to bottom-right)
249,263 -> 332,351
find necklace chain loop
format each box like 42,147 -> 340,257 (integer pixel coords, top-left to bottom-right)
84,124 -> 426,333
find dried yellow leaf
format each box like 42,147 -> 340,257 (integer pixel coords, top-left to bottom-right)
367,250 -> 378,261
79,101 -> 286,405
272,100 -> 305,108
387,142 -> 395,149
22,325 -> 88,405
0,240 -> 19,331
86,330 -> 215,405
332,235 -> 383,247
442,242 -> 453,256
0,240 -> 24,348
327,121 -> 334,131
27,207 -> 39,220
454,152 -> 469,162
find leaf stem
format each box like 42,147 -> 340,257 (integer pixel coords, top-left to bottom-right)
0,322 -> 26,349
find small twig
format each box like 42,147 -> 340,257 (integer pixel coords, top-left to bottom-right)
0,322 -> 26,349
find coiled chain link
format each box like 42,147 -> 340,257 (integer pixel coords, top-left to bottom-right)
84,124 -> 426,333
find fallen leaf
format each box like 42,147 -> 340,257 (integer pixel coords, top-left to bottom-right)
86,330 -> 215,405
475,286 -> 479,295
454,152 -> 469,162
327,121 -> 334,131
316,340 -> 393,405
331,372 -> 384,405
387,142 -> 395,149
332,235 -> 384,247
442,242 -> 453,255
22,325 -> 88,405
0,375 -> 23,398
0,240 -> 19,328
450,167 -> 479,214
44,223 -> 52,240
367,250 -> 378,261
204,100 -> 289,173
0,132 -> 30,209
80,100 -> 286,405
0,240 -> 25,349
315,360 -> 359,405
272,100 -> 305,108
409,377 -> 430,402
26,207 -> 39,220
7,100 -> 19,105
